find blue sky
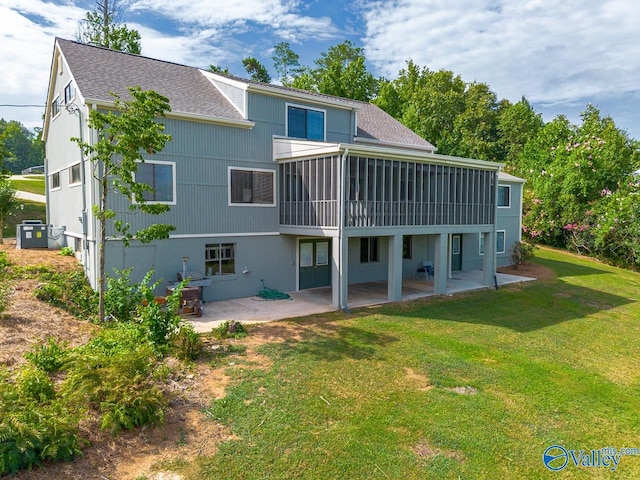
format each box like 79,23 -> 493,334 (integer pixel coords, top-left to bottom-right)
1,0 -> 639,141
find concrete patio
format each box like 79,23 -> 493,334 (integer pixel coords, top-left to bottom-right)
190,270 -> 535,333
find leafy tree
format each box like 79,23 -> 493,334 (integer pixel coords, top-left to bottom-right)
376,62 -> 466,154
291,41 -> 377,101
497,97 -> 544,165
208,65 -> 230,75
519,106 -> 640,249
0,177 -> 21,245
272,42 -> 301,87
76,0 -> 141,54
242,57 -> 271,83
0,120 -> 44,174
452,81 -> 500,160
72,87 -> 174,322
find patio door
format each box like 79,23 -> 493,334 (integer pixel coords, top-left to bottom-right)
451,234 -> 462,271
299,239 -> 331,289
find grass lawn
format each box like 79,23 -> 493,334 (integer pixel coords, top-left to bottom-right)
171,248 -> 640,479
9,175 -> 46,195
2,200 -> 47,239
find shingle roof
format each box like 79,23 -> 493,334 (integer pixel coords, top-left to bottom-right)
355,103 -> 436,151
56,38 -> 436,150
57,38 -> 245,122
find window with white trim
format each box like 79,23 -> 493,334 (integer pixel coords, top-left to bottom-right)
69,163 -> 81,185
50,171 -> 61,190
64,81 -> 75,104
287,105 -> 325,141
205,243 -> 235,276
496,230 -> 506,254
498,185 -> 511,207
135,161 -> 176,204
479,231 -> 506,255
229,168 -> 275,206
51,96 -> 60,118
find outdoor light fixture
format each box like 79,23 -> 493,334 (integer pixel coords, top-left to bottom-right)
182,256 -> 189,280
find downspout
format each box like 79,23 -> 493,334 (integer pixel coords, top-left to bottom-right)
339,147 -> 349,312
66,103 -> 89,275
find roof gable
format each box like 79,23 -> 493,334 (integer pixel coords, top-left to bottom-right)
55,38 -> 245,123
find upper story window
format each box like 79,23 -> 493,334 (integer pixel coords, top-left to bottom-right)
497,185 -> 511,207
229,167 -> 275,206
135,161 -> 176,204
50,171 -> 61,190
64,81 -> 75,104
287,105 -> 325,141
51,96 -> 60,118
69,163 -> 81,185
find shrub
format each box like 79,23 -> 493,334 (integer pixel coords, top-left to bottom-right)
104,268 -> 149,322
16,364 -> 55,403
211,320 -> 248,339
59,246 -> 75,256
173,323 -> 203,360
510,241 -> 535,269
0,369 -> 82,475
24,337 -> 68,373
34,267 -> 98,319
136,281 -> 184,352
62,324 -> 166,434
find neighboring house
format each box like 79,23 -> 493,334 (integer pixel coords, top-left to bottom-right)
43,38 -> 524,310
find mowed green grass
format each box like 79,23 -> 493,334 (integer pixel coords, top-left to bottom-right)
172,248 -> 640,479
9,175 -> 46,196
2,200 -> 46,239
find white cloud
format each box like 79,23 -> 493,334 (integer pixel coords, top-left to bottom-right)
0,1 -> 85,128
361,0 -> 640,106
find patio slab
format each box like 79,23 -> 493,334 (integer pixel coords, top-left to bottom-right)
190,270 -> 535,333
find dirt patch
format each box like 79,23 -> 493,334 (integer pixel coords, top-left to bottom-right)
413,440 -> 465,463
498,260 -> 555,281
404,367 -> 433,392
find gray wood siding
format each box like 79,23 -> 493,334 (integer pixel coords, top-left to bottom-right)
105,92 -> 358,237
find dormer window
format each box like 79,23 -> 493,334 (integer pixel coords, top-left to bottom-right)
287,104 -> 325,141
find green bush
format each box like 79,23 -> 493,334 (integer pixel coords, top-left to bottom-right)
211,320 -> 248,339
104,268 -> 149,322
59,246 -> 75,256
61,323 -> 166,434
510,241 -> 535,269
34,267 -> 98,319
136,281 -> 184,352
16,364 -> 55,403
173,323 -> 203,360
0,369 -> 82,475
24,337 -> 68,373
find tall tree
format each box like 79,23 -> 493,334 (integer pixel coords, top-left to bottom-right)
207,65 -> 230,75
0,177 -> 20,245
497,97 -> 544,165
76,0 -> 141,54
0,120 -> 44,173
242,57 -> 271,83
291,41 -> 377,101
272,42 -> 300,87
72,87 -> 174,321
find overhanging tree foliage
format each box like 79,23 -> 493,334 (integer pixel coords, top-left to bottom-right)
76,0 -> 141,54
73,87 -> 174,321
0,177 -> 20,245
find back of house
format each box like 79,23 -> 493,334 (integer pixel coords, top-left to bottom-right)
43,38 -> 523,309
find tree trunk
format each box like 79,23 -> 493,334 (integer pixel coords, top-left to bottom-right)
98,177 -> 107,322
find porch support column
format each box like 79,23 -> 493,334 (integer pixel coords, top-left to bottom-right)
333,235 -> 349,310
387,234 -> 403,302
482,230 -> 496,288
433,233 -> 448,295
